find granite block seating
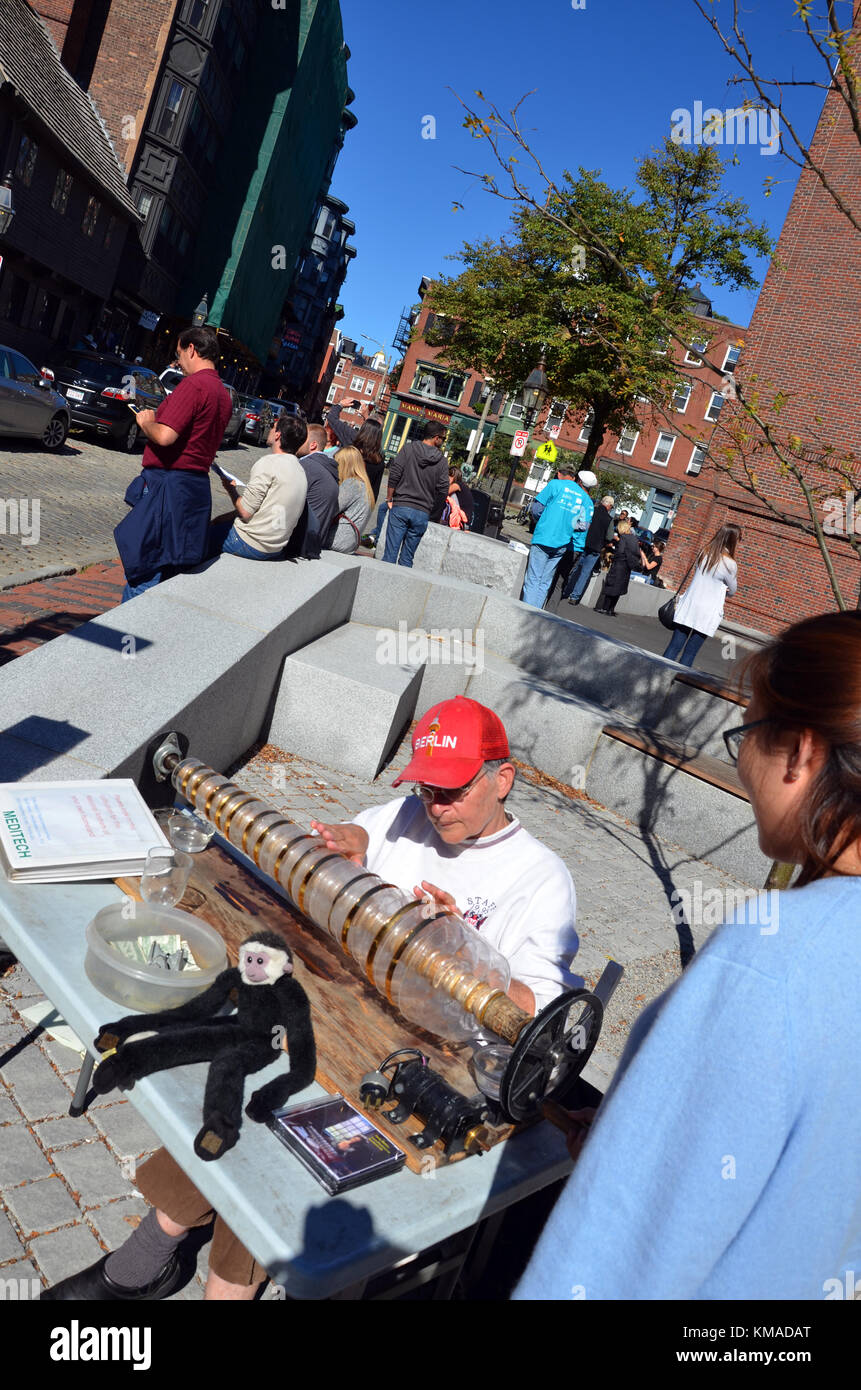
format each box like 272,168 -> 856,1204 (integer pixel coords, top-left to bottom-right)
376,515 -> 527,596
0,548 -> 768,885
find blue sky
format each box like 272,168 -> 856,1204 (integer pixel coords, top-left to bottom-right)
332,0 -> 830,362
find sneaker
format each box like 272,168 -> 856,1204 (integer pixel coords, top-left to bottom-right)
360,535 -> 376,549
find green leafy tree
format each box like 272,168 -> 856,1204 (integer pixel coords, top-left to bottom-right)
426,138 -> 770,478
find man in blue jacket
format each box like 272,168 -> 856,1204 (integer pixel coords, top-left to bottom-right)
521,467 -> 597,608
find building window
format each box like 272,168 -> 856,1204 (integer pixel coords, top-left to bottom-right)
579,409 -> 595,443
51,169 -> 72,213
336,357 -> 347,375
326,385 -> 337,403
15,135 -> 38,186
411,362 -> 465,404
722,343 -> 742,372
103,214 -> 119,249
687,445 -> 707,475
685,337 -> 709,365
185,0 -> 211,29
705,391 -> 724,422
506,397 -> 525,419
651,432 -> 676,466
651,336 -> 668,355
82,196 -> 100,236
157,79 -> 187,140
365,380 -> 375,395
616,426 -> 639,455
672,381 -> 691,413
137,190 -> 154,219
350,376 -> 365,391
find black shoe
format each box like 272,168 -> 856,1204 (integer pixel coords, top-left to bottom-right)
41,1251 -> 182,1301
566,597 -> 580,605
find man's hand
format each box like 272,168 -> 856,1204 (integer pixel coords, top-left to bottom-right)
413,880 -> 462,917
134,408 -> 155,430
309,820 -> 369,865
542,1102 -> 598,1161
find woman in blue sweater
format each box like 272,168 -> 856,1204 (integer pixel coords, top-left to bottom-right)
515,610 -> 861,1300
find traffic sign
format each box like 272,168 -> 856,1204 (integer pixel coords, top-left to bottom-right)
548,424 -> 561,439
510,430 -> 529,456
535,440 -> 558,462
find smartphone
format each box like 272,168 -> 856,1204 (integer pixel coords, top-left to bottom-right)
126,401 -> 140,414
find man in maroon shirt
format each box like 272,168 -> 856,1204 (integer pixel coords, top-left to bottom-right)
115,326 -> 232,600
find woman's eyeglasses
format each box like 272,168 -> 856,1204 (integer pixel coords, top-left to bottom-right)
723,718 -> 775,764
414,767 -> 488,805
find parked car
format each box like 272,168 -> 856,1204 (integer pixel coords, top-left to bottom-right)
0,345 -> 69,450
47,351 -> 166,452
158,368 -> 244,447
255,398 -> 301,447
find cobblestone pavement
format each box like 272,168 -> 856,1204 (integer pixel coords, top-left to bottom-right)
0,433 -> 254,583
0,726 -> 753,1301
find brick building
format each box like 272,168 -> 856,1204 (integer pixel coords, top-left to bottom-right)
0,0 -> 140,363
324,334 -> 390,423
383,281 -> 503,461
661,76 -> 861,632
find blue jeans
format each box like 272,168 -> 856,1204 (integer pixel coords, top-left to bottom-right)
522,543 -> 570,608
663,624 -> 707,667
382,505 -> 429,567
562,549 -> 600,602
121,570 -> 165,602
369,503 -> 387,544
221,525 -> 280,561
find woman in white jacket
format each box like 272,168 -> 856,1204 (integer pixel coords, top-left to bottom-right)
663,524 -> 740,667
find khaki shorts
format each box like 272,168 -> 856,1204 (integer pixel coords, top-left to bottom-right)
135,1148 -> 268,1287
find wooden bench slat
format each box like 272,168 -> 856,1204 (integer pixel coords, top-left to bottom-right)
601,723 -> 751,801
672,671 -> 749,706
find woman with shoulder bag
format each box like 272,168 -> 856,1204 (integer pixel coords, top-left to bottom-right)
331,447 -> 374,554
594,520 -> 644,616
662,524 -> 740,667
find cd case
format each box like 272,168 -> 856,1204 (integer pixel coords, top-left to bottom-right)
267,1094 -> 406,1195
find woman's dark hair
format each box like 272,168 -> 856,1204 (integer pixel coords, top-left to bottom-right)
449,467 -> 463,486
354,417 -> 383,466
177,326 -> 219,363
742,610 -> 861,885
699,523 -> 741,571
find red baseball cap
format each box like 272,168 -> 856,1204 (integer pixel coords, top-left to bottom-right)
393,697 -> 510,789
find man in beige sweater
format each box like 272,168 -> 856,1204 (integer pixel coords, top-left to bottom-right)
216,414 -> 308,558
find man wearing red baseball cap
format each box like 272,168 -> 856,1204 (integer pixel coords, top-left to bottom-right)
312,696 -> 580,1016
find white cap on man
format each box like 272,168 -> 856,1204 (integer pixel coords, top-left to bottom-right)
577,470 -> 598,489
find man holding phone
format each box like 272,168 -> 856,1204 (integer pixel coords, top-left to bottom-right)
115,326 -> 232,600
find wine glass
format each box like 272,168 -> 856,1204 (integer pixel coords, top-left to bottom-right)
139,848 -> 192,908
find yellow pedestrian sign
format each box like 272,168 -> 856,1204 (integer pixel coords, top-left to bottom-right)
535,440 -> 558,463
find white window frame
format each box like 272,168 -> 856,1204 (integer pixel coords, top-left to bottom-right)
722,343 -> 742,372
685,337 -> 709,366
651,432 -> 676,466
705,391 -> 724,422
672,381 -> 691,413
326,385 -> 337,403
579,408 -> 595,443
506,398 -> 525,419
336,358 -> 348,375
651,336 -> 668,355
687,444 -> 707,475
364,381 -> 375,395
350,376 -> 365,391
616,427 -> 639,455
546,398 -> 567,428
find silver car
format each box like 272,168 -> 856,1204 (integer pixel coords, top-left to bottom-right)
0,345 -> 70,450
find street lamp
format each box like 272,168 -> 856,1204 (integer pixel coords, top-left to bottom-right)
499,356 -> 550,515
192,293 -> 209,327
0,172 -> 15,238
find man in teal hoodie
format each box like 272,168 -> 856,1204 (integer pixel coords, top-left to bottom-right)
521,467 -> 596,608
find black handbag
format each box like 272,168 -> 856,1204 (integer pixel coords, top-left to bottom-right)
658,558 -> 697,630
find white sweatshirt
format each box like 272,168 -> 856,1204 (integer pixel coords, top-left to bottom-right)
352,796 -> 581,1014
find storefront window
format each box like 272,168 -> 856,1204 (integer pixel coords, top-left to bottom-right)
411,362 -> 465,405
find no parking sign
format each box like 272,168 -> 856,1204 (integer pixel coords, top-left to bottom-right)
510,430 -> 529,456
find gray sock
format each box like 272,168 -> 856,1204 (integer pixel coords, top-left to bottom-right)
104,1207 -> 182,1288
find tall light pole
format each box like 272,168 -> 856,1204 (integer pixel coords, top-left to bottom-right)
500,356 -> 550,511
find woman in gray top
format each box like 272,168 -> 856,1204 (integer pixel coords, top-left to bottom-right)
331,446 -> 374,553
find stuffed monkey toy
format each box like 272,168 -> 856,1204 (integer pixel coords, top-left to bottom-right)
93,932 -> 316,1161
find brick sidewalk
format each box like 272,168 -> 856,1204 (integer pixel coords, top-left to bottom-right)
0,561 -> 124,667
